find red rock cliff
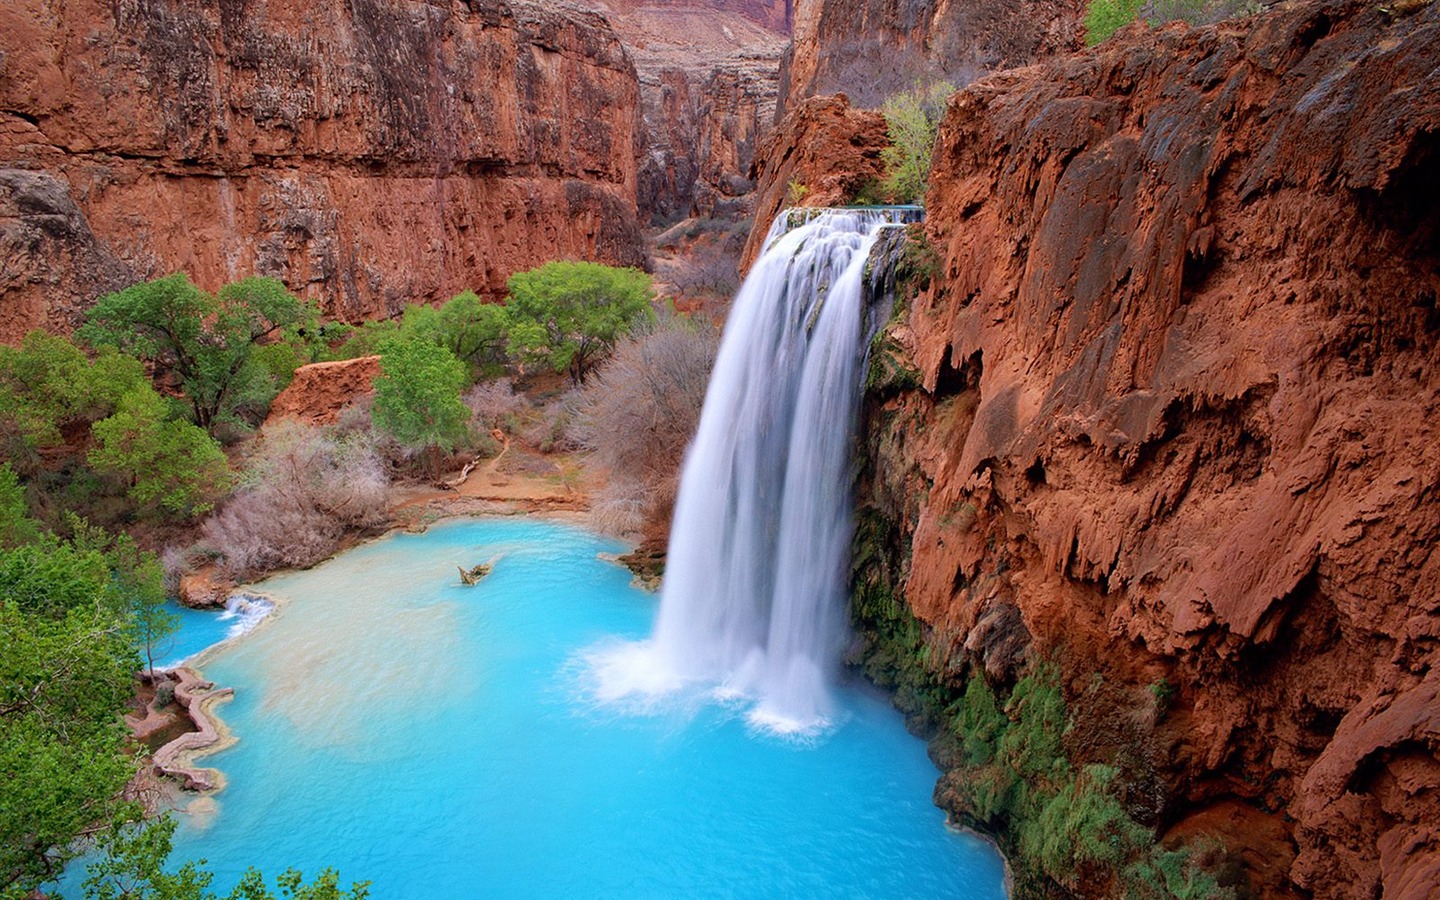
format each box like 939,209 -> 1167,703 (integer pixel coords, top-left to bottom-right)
581,0 -> 788,223
856,0 -> 1439,895
0,0 -> 646,341
780,0 -> 1083,114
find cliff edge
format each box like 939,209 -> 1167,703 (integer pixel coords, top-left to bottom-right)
852,0 -> 1439,895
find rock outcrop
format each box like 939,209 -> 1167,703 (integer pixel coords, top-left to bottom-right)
780,0 -> 1083,114
851,0 -> 1439,895
739,94 -> 888,270
0,0 -> 645,341
266,356 -> 382,428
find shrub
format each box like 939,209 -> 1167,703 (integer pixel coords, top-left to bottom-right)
78,273 -> 319,434
785,180 -> 811,207
88,388 -> 233,520
401,291 -> 510,381
571,314 -> 719,532
371,337 -> 470,473
1084,0 -> 1145,43
879,81 -> 955,203
464,378 -> 524,431
200,423 -> 388,581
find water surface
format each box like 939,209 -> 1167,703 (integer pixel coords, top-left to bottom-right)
170,518 -> 1007,899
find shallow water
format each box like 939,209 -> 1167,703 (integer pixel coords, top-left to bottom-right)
163,518 -> 1006,899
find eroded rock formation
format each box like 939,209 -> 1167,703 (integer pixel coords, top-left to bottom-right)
583,0 -> 788,222
0,0 -> 645,341
739,94 -> 887,269
851,0 -> 1439,895
780,0 -> 1084,114
266,356 -> 382,428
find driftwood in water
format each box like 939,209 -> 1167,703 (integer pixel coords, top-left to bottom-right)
457,563 -> 493,585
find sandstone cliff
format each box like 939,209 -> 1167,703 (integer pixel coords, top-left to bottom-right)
738,94 -> 888,270
780,0 -> 1084,115
846,0 -> 1438,895
0,0 -> 646,342
583,0 -> 788,222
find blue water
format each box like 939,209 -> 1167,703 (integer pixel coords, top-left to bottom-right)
162,518 -> 1006,899
153,596 -> 274,670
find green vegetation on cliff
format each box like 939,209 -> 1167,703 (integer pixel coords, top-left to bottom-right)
849,509 -> 1232,898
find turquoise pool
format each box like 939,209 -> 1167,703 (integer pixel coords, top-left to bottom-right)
162,517 -> 1007,899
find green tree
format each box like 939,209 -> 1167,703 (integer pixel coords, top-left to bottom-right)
82,818 -> 370,900
878,81 -> 955,204
0,530 -> 142,895
400,291 -> 510,381
0,495 -> 363,900
78,274 -> 319,433
88,389 -> 233,520
0,332 -> 147,473
371,337 -> 468,473
505,262 -> 654,384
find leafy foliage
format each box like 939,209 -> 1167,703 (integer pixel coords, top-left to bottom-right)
88,389 -> 233,520
0,516 -> 144,895
0,494 -> 365,900
849,509 -> 1234,896
1084,0 -> 1144,43
1084,0 -> 1261,45
0,332 -> 148,475
878,82 -> 955,203
78,274 -> 319,434
505,262 -> 654,384
400,291 -> 510,381
82,818 -> 370,900
371,337 -> 469,463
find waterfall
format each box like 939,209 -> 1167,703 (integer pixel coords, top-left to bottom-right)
594,207 -> 918,734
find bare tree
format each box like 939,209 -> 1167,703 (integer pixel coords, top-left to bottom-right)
572,314 -> 719,534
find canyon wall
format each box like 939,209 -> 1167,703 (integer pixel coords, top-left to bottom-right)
0,0 -> 646,342
779,0 -> 1084,115
845,0 -> 1439,895
583,0 -> 787,223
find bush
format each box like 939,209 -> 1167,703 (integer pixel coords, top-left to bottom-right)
1084,0 -> 1261,45
371,337 -> 470,473
401,291 -> 510,381
571,314 -> 719,532
879,81 -> 955,203
78,273 -> 319,434
464,378 -> 524,432
200,423 -> 388,581
1084,0 -> 1145,43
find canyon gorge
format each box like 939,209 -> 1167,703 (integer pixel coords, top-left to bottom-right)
4,0 -> 1439,896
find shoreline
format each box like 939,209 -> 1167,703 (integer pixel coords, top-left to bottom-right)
154,491 -> 638,799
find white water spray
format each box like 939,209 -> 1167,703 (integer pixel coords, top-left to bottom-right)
593,207 -> 917,733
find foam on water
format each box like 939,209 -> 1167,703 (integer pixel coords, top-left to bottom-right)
155,593 -> 275,670
129,519 -> 1005,899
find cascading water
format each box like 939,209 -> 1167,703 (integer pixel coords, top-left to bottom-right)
595,207 -> 920,733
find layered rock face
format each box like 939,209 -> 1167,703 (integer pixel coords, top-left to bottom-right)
0,0 -> 645,341
738,94 -> 887,269
780,0 -> 1084,114
853,0 -> 1439,895
583,0 -> 788,222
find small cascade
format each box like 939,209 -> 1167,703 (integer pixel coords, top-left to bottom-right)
596,207 -> 919,733
219,592 -> 275,641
